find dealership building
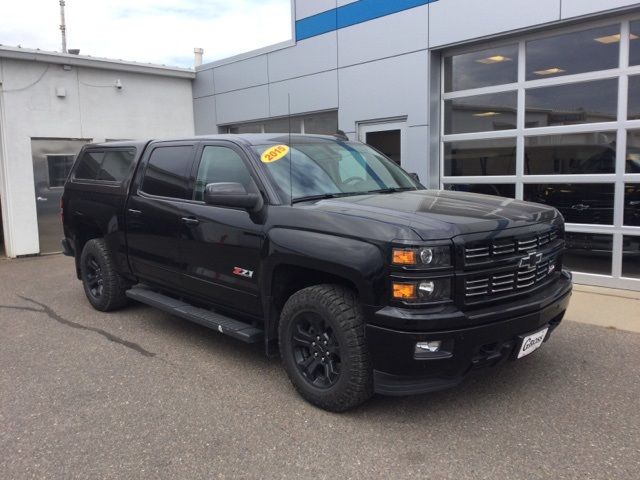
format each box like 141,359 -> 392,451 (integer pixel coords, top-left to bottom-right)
192,0 -> 640,290
1,0 -> 640,291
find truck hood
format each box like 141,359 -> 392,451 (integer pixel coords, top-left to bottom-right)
302,190 -> 560,240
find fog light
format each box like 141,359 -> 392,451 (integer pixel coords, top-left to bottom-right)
418,280 -> 435,296
415,340 -> 441,353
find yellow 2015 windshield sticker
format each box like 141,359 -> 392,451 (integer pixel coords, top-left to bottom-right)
261,144 -> 289,163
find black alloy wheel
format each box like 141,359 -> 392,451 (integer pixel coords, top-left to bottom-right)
279,284 -> 373,412
80,238 -> 130,312
84,253 -> 105,300
291,312 -> 341,388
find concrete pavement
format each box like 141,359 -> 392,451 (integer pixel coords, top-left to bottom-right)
1,254 -> 639,479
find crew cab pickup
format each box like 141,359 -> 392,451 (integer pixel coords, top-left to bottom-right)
62,134 -> 572,411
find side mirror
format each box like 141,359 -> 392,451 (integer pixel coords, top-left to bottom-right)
204,182 -> 261,211
409,172 -> 420,183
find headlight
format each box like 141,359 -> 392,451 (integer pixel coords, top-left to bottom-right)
392,246 -> 451,268
392,278 -> 451,303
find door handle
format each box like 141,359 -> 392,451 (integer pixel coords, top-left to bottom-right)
36,196 -> 48,202
180,216 -> 200,226
127,208 -> 142,216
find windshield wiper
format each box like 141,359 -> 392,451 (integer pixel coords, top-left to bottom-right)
366,187 -> 415,194
291,191 -> 366,204
291,193 -> 343,204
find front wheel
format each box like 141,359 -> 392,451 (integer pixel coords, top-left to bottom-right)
279,284 -> 373,412
80,238 -> 129,312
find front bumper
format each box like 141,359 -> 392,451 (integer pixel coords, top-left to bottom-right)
366,270 -> 572,396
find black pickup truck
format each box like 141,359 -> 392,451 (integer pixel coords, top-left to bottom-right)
62,134 -> 572,411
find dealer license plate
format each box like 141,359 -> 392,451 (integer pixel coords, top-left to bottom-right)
516,327 -> 549,359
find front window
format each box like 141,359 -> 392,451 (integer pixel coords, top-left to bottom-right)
253,139 -> 419,202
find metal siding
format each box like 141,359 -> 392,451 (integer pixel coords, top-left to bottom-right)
193,96 -> 217,135
406,125 -> 430,185
193,68 -> 214,99
338,51 -> 429,129
268,32 -> 338,82
295,0 -> 336,21
296,0 -> 436,40
337,5 -> 429,67
562,0 -> 640,19
213,55 -> 269,94
269,71 -> 339,117
215,85 -> 270,125
429,0 -> 561,47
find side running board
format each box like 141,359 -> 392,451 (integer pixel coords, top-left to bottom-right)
126,286 -> 264,343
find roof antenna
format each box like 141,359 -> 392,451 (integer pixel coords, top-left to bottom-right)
59,1 -> 68,54
288,93 -> 293,206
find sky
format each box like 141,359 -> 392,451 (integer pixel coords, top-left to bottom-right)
0,0 -> 293,68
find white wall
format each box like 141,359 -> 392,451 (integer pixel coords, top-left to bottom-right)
0,58 -> 194,257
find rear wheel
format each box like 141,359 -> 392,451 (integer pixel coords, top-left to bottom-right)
80,239 -> 129,312
279,284 -> 373,412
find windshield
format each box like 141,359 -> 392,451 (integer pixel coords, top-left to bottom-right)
253,139 -> 420,203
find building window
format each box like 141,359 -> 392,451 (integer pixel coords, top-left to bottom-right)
46,155 -> 75,187
525,24 -> 620,80
221,110 -> 338,136
444,44 -> 518,92
441,18 -> 640,287
444,91 -> 517,134
525,79 -> 618,127
444,138 -> 516,176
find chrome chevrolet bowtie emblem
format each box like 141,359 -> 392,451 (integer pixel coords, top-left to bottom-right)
519,252 -> 543,269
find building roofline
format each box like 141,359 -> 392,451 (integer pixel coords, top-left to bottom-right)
0,45 -> 195,79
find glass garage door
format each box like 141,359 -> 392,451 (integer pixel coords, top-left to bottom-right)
441,18 -> 640,290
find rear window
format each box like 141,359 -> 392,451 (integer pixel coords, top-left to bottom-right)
140,145 -> 194,199
74,148 -> 136,183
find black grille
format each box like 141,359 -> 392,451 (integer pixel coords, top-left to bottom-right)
464,228 -> 559,263
464,256 -> 557,302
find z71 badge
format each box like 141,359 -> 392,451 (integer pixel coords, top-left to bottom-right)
232,267 -> 254,278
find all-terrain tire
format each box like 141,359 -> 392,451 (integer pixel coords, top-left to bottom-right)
80,238 -> 129,312
279,284 -> 373,412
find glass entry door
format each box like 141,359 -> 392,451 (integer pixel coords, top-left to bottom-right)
31,138 -> 91,253
358,121 -> 407,166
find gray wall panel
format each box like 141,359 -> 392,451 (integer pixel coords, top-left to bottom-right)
193,96 -> 217,134
213,55 -> 268,94
337,5 -> 429,67
193,68 -> 214,98
215,85 -> 270,125
338,51 -> 429,130
406,125 -> 430,185
269,71 -> 338,117
268,32 -> 337,82
562,0 -> 640,18
295,0 -> 336,20
429,0 -> 561,47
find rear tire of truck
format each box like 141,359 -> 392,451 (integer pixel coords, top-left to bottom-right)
279,284 -> 373,412
80,239 -> 129,312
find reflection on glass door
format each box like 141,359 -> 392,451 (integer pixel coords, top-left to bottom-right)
31,138 -> 91,253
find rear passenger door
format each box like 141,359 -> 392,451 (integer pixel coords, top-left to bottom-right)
126,142 -> 197,291
180,142 -> 265,316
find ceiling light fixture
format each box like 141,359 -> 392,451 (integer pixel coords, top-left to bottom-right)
476,55 -> 512,65
594,33 -> 639,44
534,67 -> 565,76
473,111 -> 501,117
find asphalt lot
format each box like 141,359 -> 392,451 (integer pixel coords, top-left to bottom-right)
1,255 -> 639,479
